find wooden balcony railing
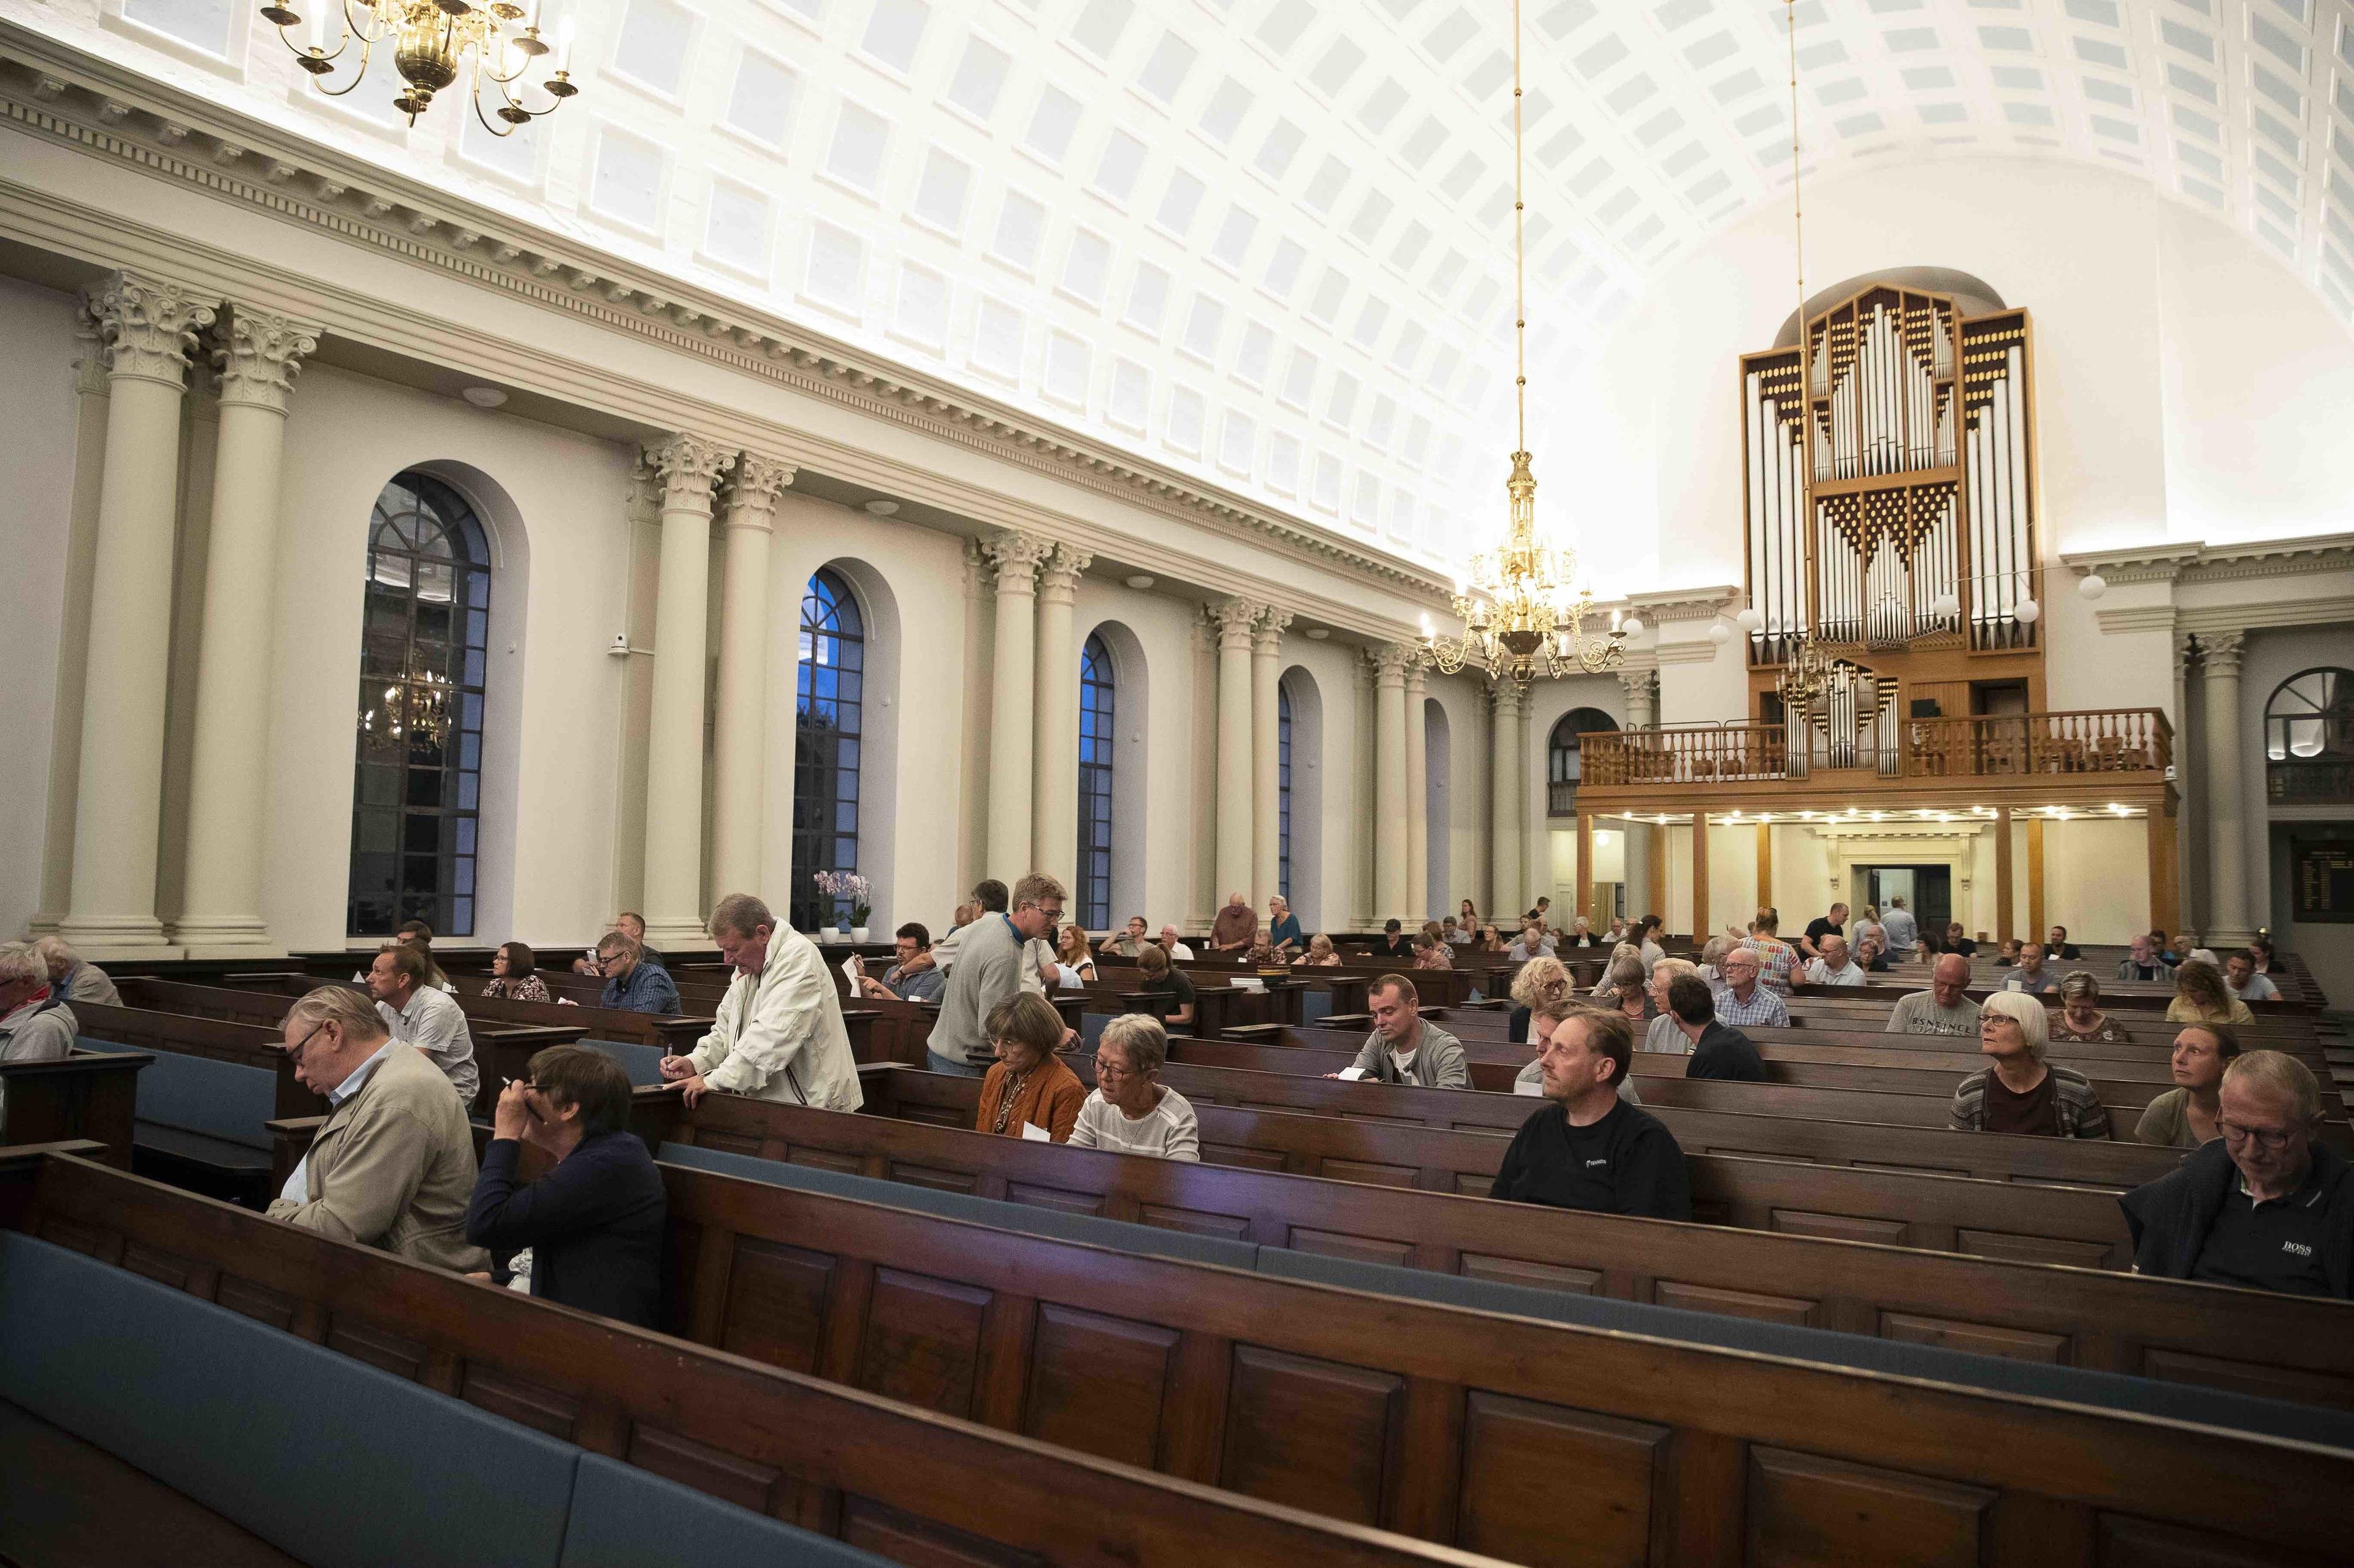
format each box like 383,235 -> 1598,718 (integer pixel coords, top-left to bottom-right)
1579,709 -> 2172,792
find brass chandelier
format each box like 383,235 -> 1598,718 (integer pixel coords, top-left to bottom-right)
262,0 -> 579,131
1422,0 -> 1625,686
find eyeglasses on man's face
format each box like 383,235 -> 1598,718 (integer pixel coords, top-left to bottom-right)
2220,1120 -> 2299,1152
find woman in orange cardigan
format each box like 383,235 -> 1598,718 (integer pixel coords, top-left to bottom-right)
975,992 -> 1086,1143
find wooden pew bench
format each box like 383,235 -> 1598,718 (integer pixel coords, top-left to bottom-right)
0,1051 -> 147,1171
4,1147 -> 1515,1568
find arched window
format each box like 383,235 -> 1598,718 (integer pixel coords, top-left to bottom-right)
1077,633 -> 1116,929
2266,668 -> 2354,804
1278,684 -> 1293,900
1545,707 -> 1618,817
791,569 -> 864,933
347,472 -> 492,938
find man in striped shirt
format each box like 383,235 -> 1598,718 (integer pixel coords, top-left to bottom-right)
1712,947 -> 1790,1028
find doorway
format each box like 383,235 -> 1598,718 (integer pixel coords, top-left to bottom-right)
1858,864 -> 1952,943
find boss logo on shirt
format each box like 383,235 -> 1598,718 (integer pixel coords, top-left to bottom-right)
1584,1158 -> 1609,1168
2284,1241 -> 2315,1257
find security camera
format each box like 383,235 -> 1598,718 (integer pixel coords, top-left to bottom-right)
608,633 -> 630,657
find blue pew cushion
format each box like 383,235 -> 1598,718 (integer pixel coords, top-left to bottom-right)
77,1037 -> 278,1153
0,1231 -> 579,1568
658,1141 -> 1261,1271
560,1452 -> 894,1567
582,1038 -> 669,1087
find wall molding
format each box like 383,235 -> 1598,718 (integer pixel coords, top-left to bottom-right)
2063,533 -> 2354,587
2097,595 -> 2354,638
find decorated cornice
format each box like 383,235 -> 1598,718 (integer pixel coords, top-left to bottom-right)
0,25 -> 1452,616
2062,534 -> 2354,586
1629,585 -> 1740,624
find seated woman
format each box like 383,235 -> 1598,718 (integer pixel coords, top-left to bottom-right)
975,992 -> 1086,1143
1411,932 -> 1454,970
1992,938 -> 2022,967
1561,915 -> 1601,950
1053,924 -> 1099,986
1132,943 -> 1196,1028
2051,972 -> 2129,1042
464,1045 -> 667,1327
1604,955 -> 1656,1025
1695,935 -> 1732,986
1949,992 -> 2111,1139
2167,960 -> 2254,1026
1292,933 -> 1343,968
1507,956 -> 1573,1046
2135,1024 -> 2238,1148
1591,943 -> 1643,999
1478,924 -> 1509,953
481,941 -> 553,1002
1070,1014 -> 1199,1162
1458,898 -> 1480,935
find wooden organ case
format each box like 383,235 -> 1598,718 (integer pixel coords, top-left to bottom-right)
1739,284 -> 2044,721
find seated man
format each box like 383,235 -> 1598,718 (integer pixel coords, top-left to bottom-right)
1267,895 -> 1304,954
2003,942 -> 2058,995
596,932 -> 682,1015
1950,991 -> 2110,1138
1504,919 -> 1555,962
1710,946 -> 1790,1028
2224,950 -> 2281,1005
1209,891 -> 1258,953
1641,958 -> 1699,1054
1338,975 -> 1469,1088
0,940 -> 75,1069
859,923 -> 946,1004
267,987 -> 489,1272
661,894 -> 863,1111
1098,915 -> 1151,957
1666,975 -> 1765,1082
2118,935 -> 2174,983
31,935 -> 120,1007
1490,1007 -> 1690,1219
366,942 -> 480,1106
1887,954 -> 1983,1037
465,1044 -> 666,1326
1131,942 -> 1197,1029
1371,918 -> 1414,960
2045,924 -> 2083,961
1943,922 -> 1979,957
1805,934 -> 1867,986
1156,924 -> 1196,961
2120,1051 -> 2351,1298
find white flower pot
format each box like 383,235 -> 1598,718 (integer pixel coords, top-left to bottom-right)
820,926 -> 841,944
851,926 -> 870,943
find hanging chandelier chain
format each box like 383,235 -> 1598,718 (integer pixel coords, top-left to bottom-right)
1512,0 -> 1526,457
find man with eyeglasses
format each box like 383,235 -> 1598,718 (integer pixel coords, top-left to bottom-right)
2120,1050 -> 2353,1298
926,872 -> 1065,1078
266,986 -> 490,1273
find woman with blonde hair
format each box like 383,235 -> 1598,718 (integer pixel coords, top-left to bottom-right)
2166,959 -> 2253,1026
1292,933 -> 1343,967
1507,955 -> 1572,1045
2051,972 -> 2129,1043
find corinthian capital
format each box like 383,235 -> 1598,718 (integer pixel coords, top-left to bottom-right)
1374,642 -> 1415,683
2200,630 -> 2247,677
86,271 -> 216,389
1489,678 -> 1524,716
213,306 -> 322,413
1038,544 -> 1094,603
1213,596 -> 1265,649
985,530 -> 1054,592
645,433 -> 735,509
1252,605 -> 1293,654
726,453 -> 796,526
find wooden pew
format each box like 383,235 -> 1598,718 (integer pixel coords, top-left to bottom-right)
629,1085 -> 2354,1413
0,1052 -> 147,1170
5,1150 -> 1475,1568
73,1001 -> 318,1120
840,1068 -> 2134,1268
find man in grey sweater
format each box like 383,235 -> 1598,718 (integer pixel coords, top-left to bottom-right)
927,872 -> 1065,1076
1336,974 -> 1469,1089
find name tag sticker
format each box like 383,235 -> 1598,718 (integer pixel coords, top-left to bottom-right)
1020,1122 -> 1051,1141
1513,1079 -> 1542,1097
1336,1067 -> 1369,1081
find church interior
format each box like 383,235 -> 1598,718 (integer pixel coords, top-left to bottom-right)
2,0 -> 2354,1561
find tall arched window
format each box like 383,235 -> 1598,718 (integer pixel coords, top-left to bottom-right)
1077,633 -> 1116,929
791,569 -> 864,933
1279,684 -> 1293,900
347,472 -> 492,938
2266,668 -> 2354,804
1545,707 -> 1618,818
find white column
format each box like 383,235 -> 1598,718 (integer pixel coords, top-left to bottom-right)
1515,694 -> 1536,914
1187,607 -> 1219,929
1350,650 -> 1377,927
1374,644 -> 1412,920
2201,631 -> 2250,944
1251,605 -> 1291,907
1213,597 -> 1261,905
1490,680 -> 1524,923
1030,544 -> 1093,897
59,273 -> 217,954
32,308 -> 116,934
172,306 -> 322,952
985,531 -> 1051,877
1618,669 -> 1658,920
639,433 -> 734,947
1404,657 -> 1430,923
710,453 -> 794,898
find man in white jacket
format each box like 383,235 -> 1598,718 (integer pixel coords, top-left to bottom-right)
659,893 -> 863,1112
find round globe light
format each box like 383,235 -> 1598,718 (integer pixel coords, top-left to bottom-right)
1708,620 -> 1732,644
1930,593 -> 1960,619
2013,598 -> 2041,625
2078,574 -> 2108,601
1734,606 -> 1764,633
1621,615 -> 1645,637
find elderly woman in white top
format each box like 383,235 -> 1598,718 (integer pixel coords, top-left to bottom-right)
1070,1014 -> 1200,1161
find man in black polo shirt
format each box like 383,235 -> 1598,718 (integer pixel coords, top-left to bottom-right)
1371,919 -> 1414,961
2120,1051 -> 2353,1298
1488,1008 -> 1691,1220
1798,902 -> 1847,961
1663,975 -> 1765,1083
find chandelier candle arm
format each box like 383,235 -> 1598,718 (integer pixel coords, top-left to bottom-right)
262,0 -> 582,129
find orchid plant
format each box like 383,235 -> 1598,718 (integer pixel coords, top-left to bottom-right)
812,869 -> 874,927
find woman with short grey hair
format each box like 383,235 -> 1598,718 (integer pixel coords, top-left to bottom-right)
1069,1014 -> 1199,1161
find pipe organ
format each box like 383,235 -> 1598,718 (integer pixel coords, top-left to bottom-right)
1741,286 -> 2040,670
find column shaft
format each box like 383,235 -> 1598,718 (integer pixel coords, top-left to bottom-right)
1691,812 -> 1711,938
1250,608 -> 1290,908
1994,806 -> 2016,945
175,308 -> 321,951
710,457 -> 793,897
32,314 -> 112,932
2202,633 -> 2249,942
1031,545 -> 1091,897
986,534 -> 1049,876
1489,683 -> 1523,921
1350,653 -> 1376,926
640,435 -> 734,946
61,274 -> 216,953
1404,662 -> 1429,923
1213,599 -> 1259,904
1374,648 -> 1411,918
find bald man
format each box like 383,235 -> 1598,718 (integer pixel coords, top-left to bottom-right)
1887,954 -> 1982,1037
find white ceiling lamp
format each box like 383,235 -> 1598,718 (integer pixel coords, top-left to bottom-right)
1708,619 -> 1733,644
2078,574 -> 2108,600
1124,574 -> 1155,589
1735,605 -> 1764,633
1304,627 -> 1331,640
2013,597 -> 2041,624
1621,614 -> 1645,636
863,499 -> 900,516
460,386 -> 508,408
